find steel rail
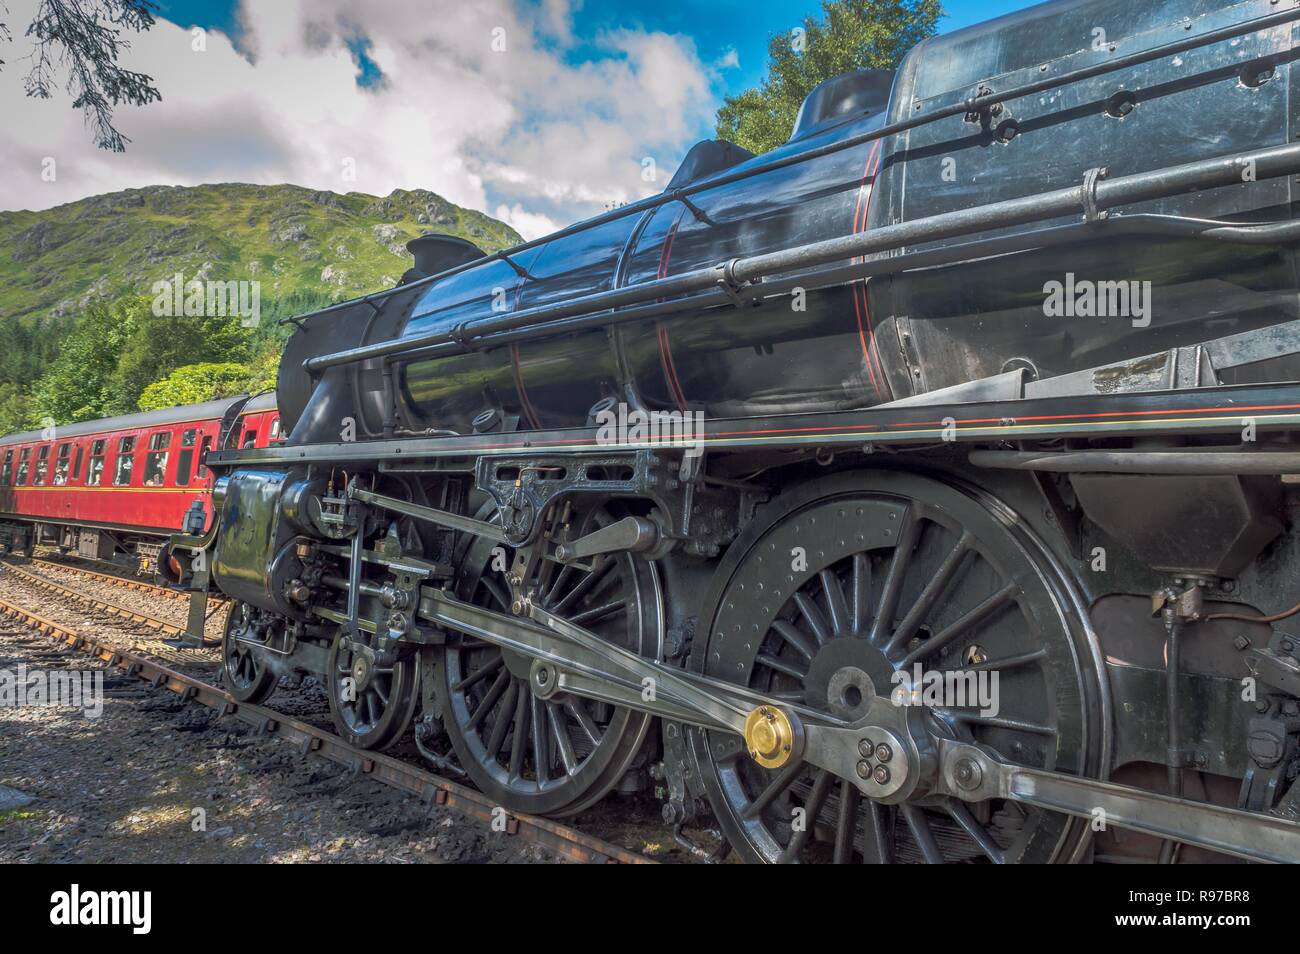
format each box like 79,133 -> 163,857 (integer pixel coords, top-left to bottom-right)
0,594 -> 656,864
1,561 -> 190,638
282,4 -> 1300,331
27,556 -> 226,607
305,140 -> 1300,373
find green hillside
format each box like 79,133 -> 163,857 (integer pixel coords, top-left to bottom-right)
0,182 -> 521,326
0,183 -> 522,433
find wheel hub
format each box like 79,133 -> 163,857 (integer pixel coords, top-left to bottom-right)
805,638 -> 890,719
351,654 -> 372,691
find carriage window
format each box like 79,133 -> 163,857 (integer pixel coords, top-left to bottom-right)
53,443 -> 72,485
196,435 -> 213,478
1,450 -> 12,486
176,429 -> 197,486
87,439 -> 106,486
270,416 -> 282,442
113,436 -> 136,486
143,432 -> 170,487
242,427 -> 257,448
72,445 -> 84,482
34,445 -> 50,485
15,448 -> 30,485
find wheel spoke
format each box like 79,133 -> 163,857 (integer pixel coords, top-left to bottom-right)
776,768 -> 833,863
547,703 -> 580,775
771,619 -> 817,661
741,758 -> 805,820
901,804 -> 944,863
948,800 -> 1007,863
452,654 -> 503,692
467,668 -> 511,731
884,529 -> 972,656
934,709 -> 1057,736
756,652 -> 809,681
897,581 -> 1016,668
507,686 -> 531,780
531,693 -> 550,784
553,555 -> 615,614
568,599 -> 627,628
833,779 -> 859,863
542,564 -> 577,607
480,576 -> 512,611
850,553 -> 871,635
944,647 -> 1047,674
862,799 -> 893,864
564,697 -> 602,746
486,679 -> 520,756
793,591 -> 832,644
820,568 -> 850,635
867,509 -> 921,645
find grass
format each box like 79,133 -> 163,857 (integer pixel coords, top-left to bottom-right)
0,182 -> 523,331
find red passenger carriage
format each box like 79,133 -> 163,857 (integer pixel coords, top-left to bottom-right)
0,393 -> 280,570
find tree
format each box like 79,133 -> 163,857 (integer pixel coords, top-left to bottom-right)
28,293 -> 258,423
109,307 -> 252,414
1,0 -> 161,152
0,383 -> 36,437
28,294 -> 141,424
715,0 -> 942,155
137,362 -> 259,411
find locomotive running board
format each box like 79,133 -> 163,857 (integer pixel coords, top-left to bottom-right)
419,586 -> 1300,864
212,380 -> 1300,469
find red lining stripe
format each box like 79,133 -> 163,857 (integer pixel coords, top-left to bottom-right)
509,342 -> 542,431
508,270 -> 544,431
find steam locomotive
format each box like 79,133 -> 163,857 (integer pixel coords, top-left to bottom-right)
170,0 -> 1300,862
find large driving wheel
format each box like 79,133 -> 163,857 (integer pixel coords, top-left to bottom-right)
689,470 -> 1108,863
438,503 -> 663,817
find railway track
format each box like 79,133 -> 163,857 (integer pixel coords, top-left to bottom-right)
1,559 -> 192,638
0,565 -> 656,864
29,554 -> 225,608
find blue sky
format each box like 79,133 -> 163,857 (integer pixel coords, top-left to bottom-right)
155,0 -> 1037,101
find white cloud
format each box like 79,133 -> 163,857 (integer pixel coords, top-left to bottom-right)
0,0 -> 719,235
715,47 -> 740,70
493,202 -> 562,242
